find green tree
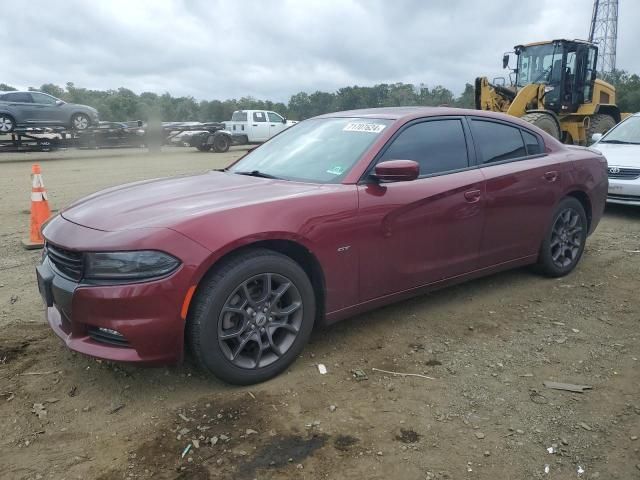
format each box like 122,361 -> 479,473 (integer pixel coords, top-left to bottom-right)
455,83 -> 475,109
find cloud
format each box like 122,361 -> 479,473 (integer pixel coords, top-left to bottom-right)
1,0 -> 637,101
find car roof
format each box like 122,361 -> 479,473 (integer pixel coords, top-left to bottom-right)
316,106 -> 540,125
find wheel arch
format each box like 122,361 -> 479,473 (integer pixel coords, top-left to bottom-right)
595,105 -> 621,124
565,190 -> 592,231
185,237 -> 327,329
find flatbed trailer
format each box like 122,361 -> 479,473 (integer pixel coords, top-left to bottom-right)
0,127 -> 71,152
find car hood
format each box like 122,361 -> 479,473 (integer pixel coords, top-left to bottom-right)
592,142 -> 640,168
61,171 -> 323,232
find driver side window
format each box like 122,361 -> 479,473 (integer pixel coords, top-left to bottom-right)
30,93 -> 58,105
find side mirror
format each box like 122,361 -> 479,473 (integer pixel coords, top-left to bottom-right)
55,100 -> 65,106
591,133 -> 603,143
373,160 -> 419,182
503,54 -> 510,69
281,117 -> 287,124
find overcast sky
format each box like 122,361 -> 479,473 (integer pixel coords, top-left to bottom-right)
1,0 -> 638,101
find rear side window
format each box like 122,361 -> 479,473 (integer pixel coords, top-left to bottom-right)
4,92 -> 33,103
378,119 -> 469,176
231,111 -> 247,121
522,130 -> 543,155
471,120 -> 527,163
253,111 -> 266,122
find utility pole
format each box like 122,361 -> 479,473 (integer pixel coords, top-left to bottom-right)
588,0 -> 619,74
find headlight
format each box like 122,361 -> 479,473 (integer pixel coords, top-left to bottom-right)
84,251 -> 180,281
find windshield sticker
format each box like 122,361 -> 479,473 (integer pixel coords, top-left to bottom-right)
343,122 -> 386,133
326,165 -> 346,175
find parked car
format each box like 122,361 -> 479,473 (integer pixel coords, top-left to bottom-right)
591,112 -> 640,206
0,91 -> 99,132
37,107 -> 607,385
225,109 -> 296,144
76,122 -> 146,149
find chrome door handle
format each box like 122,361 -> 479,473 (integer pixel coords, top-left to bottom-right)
544,171 -> 558,182
464,189 -> 481,203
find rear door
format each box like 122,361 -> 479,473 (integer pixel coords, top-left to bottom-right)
469,118 -> 567,266
250,111 -> 270,142
3,92 -> 37,124
357,117 -> 485,301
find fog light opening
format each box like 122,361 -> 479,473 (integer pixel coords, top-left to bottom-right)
98,327 -> 124,337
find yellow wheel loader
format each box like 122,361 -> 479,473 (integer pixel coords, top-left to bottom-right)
475,39 -> 621,145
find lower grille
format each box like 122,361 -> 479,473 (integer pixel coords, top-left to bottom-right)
608,167 -> 640,180
87,327 -> 130,347
46,243 -> 84,281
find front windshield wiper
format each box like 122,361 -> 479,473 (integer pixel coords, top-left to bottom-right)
233,170 -> 282,179
599,139 -> 640,145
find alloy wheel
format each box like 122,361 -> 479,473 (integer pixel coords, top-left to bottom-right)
218,273 -> 303,369
550,208 -> 583,268
0,116 -> 14,133
73,115 -> 89,130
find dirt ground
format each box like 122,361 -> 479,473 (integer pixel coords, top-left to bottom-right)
0,146 -> 639,480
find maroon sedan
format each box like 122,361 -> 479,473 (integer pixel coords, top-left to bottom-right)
37,107 -> 607,384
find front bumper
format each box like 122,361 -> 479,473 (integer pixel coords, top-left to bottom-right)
607,178 -> 640,206
39,215 -> 212,365
39,257 -> 185,364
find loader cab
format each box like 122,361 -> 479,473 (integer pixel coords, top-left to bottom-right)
514,40 -> 598,114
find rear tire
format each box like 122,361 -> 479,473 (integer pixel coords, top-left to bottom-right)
187,249 -> 316,385
212,133 -> 231,153
521,112 -> 560,139
586,114 -> 616,142
0,114 -> 15,133
535,197 -> 587,278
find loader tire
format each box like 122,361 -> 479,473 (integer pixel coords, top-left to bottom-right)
586,114 -> 616,141
521,112 -> 560,140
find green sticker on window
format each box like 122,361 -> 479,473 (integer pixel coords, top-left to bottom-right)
326,165 -> 345,175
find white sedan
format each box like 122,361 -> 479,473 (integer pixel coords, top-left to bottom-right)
592,113 -> 640,206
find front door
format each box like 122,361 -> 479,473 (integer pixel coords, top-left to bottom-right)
357,118 -> 485,301
267,111 -> 286,137
28,92 -> 64,125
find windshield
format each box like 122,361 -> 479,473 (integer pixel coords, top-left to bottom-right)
600,116 -> 640,144
517,44 -> 562,87
229,117 -> 392,183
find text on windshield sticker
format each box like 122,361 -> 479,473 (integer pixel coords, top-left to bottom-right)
343,123 -> 386,133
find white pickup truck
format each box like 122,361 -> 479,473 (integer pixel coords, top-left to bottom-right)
224,110 -> 297,144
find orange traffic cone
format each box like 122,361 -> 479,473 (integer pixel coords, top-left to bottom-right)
22,164 -> 52,250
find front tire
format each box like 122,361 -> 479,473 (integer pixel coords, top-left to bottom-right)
521,112 -> 560,140
0,114 -> 15,133
187,249 -> 316,385
587,114 -> 616,142
536,197 -> 587,277
71,113 -> 90,131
